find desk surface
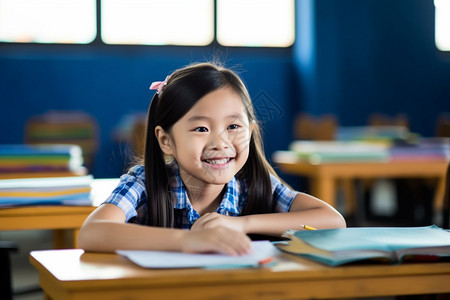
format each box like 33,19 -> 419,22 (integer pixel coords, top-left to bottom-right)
30,249 -> 450,300
0,178 -> 119,248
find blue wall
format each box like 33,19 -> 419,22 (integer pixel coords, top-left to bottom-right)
1,0 -> 450,178
296,0 -> 450,135
0,48 -> 296,177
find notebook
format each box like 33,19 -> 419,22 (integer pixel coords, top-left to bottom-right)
117,240 -> 278,269
276,225 -> 450,266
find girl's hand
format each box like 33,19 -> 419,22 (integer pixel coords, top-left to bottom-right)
191,212 -> 246,233
180,226 -> 252,256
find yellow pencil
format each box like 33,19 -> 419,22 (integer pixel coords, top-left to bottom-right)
303,224 -> 317,230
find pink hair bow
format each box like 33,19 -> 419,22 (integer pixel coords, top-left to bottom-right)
150,76 -> 169,94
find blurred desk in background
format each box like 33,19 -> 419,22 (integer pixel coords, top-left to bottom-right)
0,178 -> 118,248
273,151 -> 448,221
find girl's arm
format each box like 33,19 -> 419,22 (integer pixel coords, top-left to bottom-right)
244,192 -> 346,235
191,193 -> 346,237
78,203 -> 252,255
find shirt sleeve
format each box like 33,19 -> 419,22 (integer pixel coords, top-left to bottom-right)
103,165 -> 147,222
270,173 -> 299,212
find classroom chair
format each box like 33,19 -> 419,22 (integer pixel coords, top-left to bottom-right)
365,113 -> 409,221
435,114 -> 450,229
365,114 -> 403,224
292,114 -> 357,217
436,113 -> 450,138
112,112 -> 147,165
366,113 -> 439,226
131,117 -> 146,160
24,110 -> 99,172
0,241 -> 17,300
443,162 -> 450,229
293,113 -> 337,141
368,113 -> 409,129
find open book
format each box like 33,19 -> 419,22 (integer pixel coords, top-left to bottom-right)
276,225 -> 450,266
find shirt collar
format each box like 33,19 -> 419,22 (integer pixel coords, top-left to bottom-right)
168,162 -> 241,224
216,177 -> 240,216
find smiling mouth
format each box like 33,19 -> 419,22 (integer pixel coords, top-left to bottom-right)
203,158 -> 233,165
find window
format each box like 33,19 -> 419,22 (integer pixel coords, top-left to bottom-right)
0,0 -> 96,44
0,0 -> 295,47
216,0 -> 295,47
435,0 -> 450,51
101,0 -> 214,46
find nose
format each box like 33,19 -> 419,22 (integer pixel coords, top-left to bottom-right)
208,131 -> 230,150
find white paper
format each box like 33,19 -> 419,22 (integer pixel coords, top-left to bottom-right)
117,240 -> 278,269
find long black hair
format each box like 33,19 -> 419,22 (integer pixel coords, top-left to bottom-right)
142,62 -> 279,227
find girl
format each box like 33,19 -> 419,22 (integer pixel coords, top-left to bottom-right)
79,62 -> 345,255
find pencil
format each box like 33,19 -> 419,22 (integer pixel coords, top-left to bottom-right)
303,224 -> 317,230
258,257 -> 273,265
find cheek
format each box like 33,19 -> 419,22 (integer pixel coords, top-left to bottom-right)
182,139 -> 204,158
232,131 -> 251,151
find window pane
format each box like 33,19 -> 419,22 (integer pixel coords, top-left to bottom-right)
217,0 -> 295,47
435,0 -> 450,51
0,0 -> 96,44
101,0 -> 214,46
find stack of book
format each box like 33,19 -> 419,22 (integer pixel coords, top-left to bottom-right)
389,138 -> 450,161
0,144 -> 86,179
274,138 -> 450,164
0,175 -> 93,207
284,141 -> 390,164
336,126 -> 413,144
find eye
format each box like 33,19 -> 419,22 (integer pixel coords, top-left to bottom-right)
227,124 -> 240,130
193,127 -> 208,132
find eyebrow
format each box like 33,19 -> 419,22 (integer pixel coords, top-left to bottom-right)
187,114 -> 245,122
187,115 -> 210,122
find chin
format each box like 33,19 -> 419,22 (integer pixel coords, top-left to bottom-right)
202,172 -> 235,185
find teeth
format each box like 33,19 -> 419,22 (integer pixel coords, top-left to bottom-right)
204,158 -> 230,164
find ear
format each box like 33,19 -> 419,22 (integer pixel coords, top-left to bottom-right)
155,126 -> 174,155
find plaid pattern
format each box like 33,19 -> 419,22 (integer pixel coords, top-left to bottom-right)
103,164 -> 298,229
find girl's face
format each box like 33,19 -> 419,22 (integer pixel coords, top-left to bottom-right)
158,87 -> 252,187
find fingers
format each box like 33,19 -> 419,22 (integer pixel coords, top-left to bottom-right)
191,213 -> 222,231
214,228 -> 252,256
197,212 -> 220,224
181,227 -> 252,256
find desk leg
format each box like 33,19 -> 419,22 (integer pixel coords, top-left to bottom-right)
73,229 -> 80,249
53,229 -> 80,249
53,228 -> 80,249
310,177 -> 336,208
434,176 -> 445,212
44,292 -> 53,300
341,178 -> 356,216
53,230 -> 67,249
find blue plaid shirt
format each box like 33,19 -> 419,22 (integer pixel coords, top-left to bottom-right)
103,164 -> 298,229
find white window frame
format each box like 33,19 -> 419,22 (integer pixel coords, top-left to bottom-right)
0,0 -> 295,48
101,0 -> 214,46
435,0 -> 450,51
216,0 -> 295,47
0,0 -> 96,44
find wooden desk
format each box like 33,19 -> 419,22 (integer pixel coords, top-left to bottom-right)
0,179 -> 118,248
30,249 -> 450,300
273,153 -> 449,213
